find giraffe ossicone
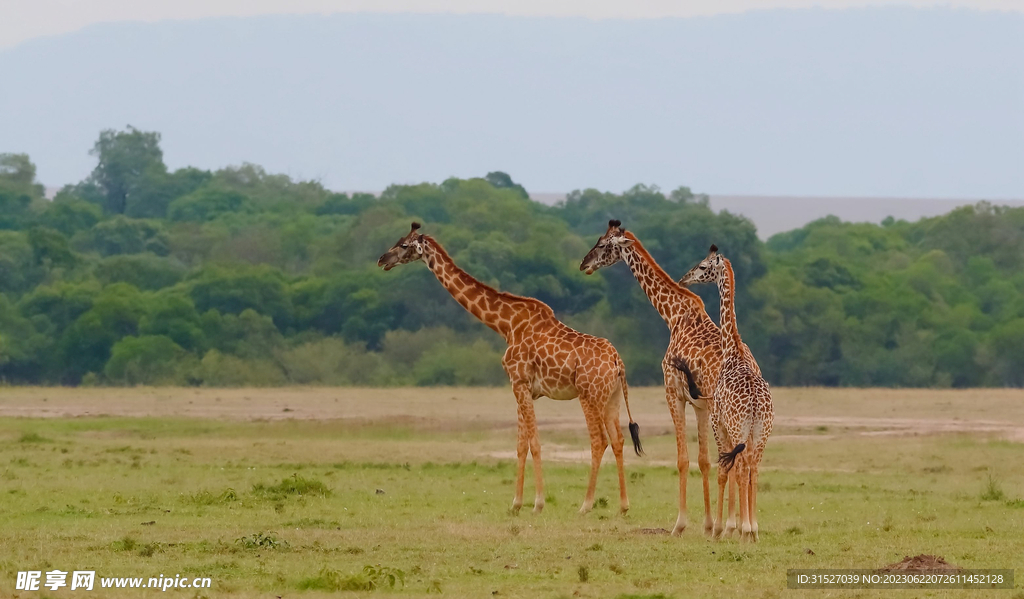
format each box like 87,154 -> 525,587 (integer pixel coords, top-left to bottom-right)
379,222 -> 644,516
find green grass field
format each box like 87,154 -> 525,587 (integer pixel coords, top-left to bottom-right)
1,387 -> 1022,598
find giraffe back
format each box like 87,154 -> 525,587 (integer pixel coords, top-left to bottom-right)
715,353 -> 773,460
503,312 -> 622,402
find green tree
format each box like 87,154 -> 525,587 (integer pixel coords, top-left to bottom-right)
86,127 -> 166,214
94,254 -> 186,290
27,227 -> 76,268
0,232 -> 40,294
104,335 -> 191,385
59,284 -> 146,383
0,153 -> 44,230
39,195 -> 103,236
484,171 -> 528,199
168,187 -> 252,221
190,266 -> 291,328
79,216 -> 170,256
126,166 -> 213,218
139,294 -> 205,351
0,293 -> 50,382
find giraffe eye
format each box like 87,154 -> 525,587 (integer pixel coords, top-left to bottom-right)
400,244 -> 408,249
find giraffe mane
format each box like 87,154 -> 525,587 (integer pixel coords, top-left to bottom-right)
621,231 -> 705,307
421,235 -> 556,316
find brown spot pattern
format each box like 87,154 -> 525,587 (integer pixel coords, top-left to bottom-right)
379,224 -> 639,515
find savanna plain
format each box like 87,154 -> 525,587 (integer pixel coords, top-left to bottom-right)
1,387 -> 1023,598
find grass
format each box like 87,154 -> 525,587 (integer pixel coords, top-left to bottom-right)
981,475 -> 1006,501
0,387 -> 1022,597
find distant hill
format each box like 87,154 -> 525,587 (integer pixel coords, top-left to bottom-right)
709,195 -> 1024,238
2,8 -> 1022,197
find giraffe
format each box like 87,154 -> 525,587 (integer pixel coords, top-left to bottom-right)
679,244 -> 773,542
580,220 -> 736,536
378,222 -> 643,515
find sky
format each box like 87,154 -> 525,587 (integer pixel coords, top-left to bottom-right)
1,4 -> 1022,200
3,0 -> 1023,48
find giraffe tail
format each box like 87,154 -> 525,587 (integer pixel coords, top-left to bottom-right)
718,443 -> 745,473
618,360 -> 644,457
669,356 -> 701,401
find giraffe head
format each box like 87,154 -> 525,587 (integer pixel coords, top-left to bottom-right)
377,222 -> 426,271
678,244 -> 724,285
579,219 -> 635,275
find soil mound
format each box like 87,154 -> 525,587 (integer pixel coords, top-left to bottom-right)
880,554 -> 959,572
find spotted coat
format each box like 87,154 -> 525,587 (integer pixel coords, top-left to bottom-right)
379,223 -> 642,515
580,221 -> 759,535
679,245 -> 774,541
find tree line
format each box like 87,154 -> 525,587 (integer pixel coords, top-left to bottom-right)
1,127 -> 1022,387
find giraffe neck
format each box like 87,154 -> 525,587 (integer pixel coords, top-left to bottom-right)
716,258 -> 743,357
421,236 -> 520,341
620,234 -> 706,325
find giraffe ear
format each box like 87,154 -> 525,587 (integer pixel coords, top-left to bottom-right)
615,236 -> 635,247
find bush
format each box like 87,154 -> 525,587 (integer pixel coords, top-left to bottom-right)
104,335 -> 192,385
413,339 -> 506,386
194,349 -> 286,387
251,474 -> 331,499
278,337 -> 386,385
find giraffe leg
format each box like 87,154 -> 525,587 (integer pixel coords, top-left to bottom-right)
663,377 -> 689,535
738,456 -> 753,542
724,466 -> 738,537
604,388 -> 629,514
695,403 -> 713,536
510,384 -> 533,515
578,393 -> 607,515
712,414 -> 730,539
713,463 -> 727,539
529,429 -> 544,513
749,463 -> 759,542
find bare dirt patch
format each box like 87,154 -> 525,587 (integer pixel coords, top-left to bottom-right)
2,387 -> 1023,442
879,554 -> 960,572
778,416 -> 1024,442
638,528 -> 671,535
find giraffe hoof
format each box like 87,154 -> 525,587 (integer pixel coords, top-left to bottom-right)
578,505 -> 593,515
532,503 -> 544,514
509,504 -> 522,516
672,515 -> 688,536
619,506 -> 629,516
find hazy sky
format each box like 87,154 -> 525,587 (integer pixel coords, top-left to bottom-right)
3,6 -> 1021,198
4,0 -> 1023,48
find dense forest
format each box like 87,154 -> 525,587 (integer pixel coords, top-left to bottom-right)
1,127 -> 1022,387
